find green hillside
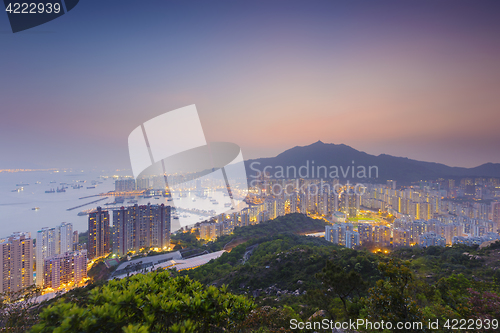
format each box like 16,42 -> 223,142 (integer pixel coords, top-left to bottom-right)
9,213 -> 500,333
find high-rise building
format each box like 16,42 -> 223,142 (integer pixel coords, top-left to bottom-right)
58,222 -> 73,254
72,231 -> 79,251
43,250 -> 87,289
345,230 -> 360,249
36,222 -> 75,287
36,227 -> 56,287
393,228 -> 411,247
88,207 -> 110,259
112,204 -> 170,256
115,179 -> 136,192
199,222 -> 218,241
136,178 -> 150,191
358,224 -> 372,244
492,202 -> 500,233
0,232 -> 34,294
372,226 -> 390,247
419,232 -> 446,247
325,224 -> 355,247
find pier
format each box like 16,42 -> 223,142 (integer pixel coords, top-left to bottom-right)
67,198 -> 107,211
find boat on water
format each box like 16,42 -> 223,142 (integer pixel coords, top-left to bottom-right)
212,201 -> 219,204
45,189 -> 55,193
32,207 -> 40,211
56,187 -> 66,193
49,181 -> 56,183
128,199 -> 138,204
224,203 -> 232,208
16,183 -> 29,186
172,215 -> 180,219
77,211 -> 88,216
87,186 -> 96,189
12,187 -> 23,192
35,181 -> 41,184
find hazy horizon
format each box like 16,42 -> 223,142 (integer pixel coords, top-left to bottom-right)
2,1 -> 500,170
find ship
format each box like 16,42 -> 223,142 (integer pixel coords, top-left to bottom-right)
87,186 -> 96,189
45,189 -> 55,193
56,187 -> 66,193
32,207 -> 40,211
224,203 -> 232,208
212,201 -> 219,205
16,183 -> 29,186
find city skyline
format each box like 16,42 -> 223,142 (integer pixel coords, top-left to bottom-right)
2,1 -> 500,169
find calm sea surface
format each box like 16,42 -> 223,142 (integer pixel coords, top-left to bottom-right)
0,170 -> 230,238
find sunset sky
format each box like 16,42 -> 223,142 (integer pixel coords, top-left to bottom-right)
1,1 -> 500,169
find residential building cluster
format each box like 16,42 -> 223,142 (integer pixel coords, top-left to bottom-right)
87,204 -> 171,258
36,222 -> 87,290
0,223 -> 86,294
112,204 -> 171,256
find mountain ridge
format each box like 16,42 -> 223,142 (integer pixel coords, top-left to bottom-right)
244,141 -> 500,183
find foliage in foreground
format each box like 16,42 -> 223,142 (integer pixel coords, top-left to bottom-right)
0,285 -> 42,333
31,273 -> 254,333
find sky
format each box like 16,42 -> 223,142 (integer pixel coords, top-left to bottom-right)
1,0 -> 500,170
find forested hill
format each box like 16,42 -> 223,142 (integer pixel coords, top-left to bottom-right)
181,213 -> 500,326
23,213 -> 500,333
202,213 -> 328,252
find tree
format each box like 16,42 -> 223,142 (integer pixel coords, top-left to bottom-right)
31,273 -> 254,333
316,260 -> 365,318
0,285 -> 42,333
363,260 -> 426,332
467,288 -> 500,333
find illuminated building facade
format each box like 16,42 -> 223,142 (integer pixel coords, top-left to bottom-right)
0,232 -> 33,293
36,222 -> 74,287
88,207 -> 110,259
113,204 -> 170,256
43,250 -> 87,289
